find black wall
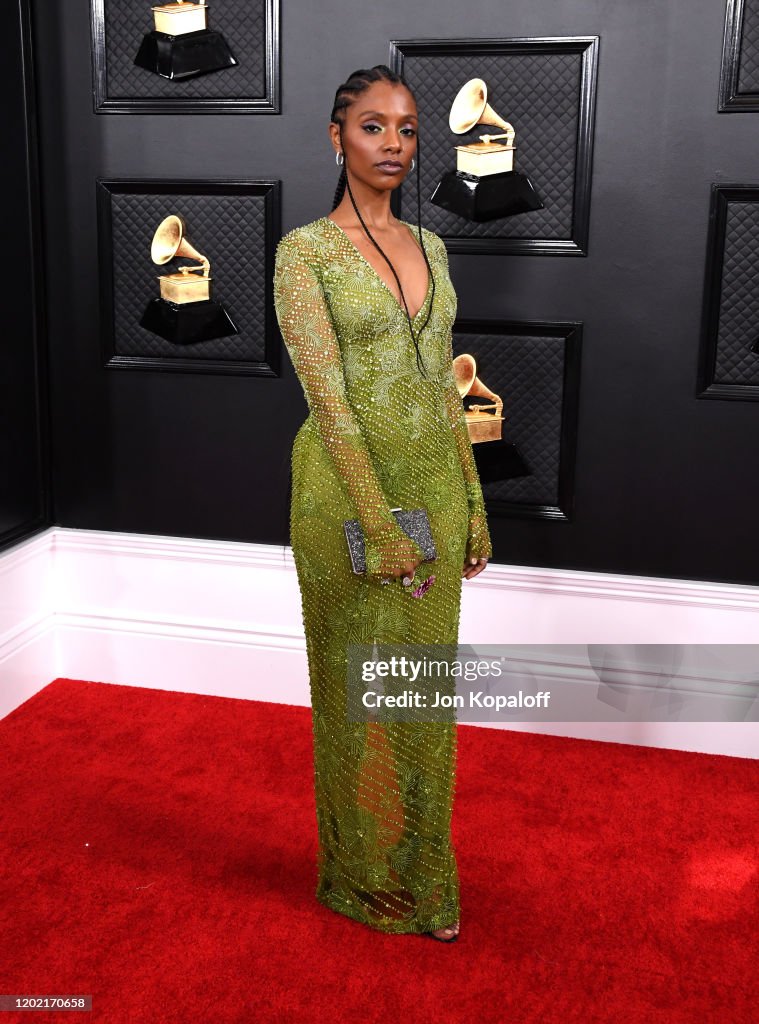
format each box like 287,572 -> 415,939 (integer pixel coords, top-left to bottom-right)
9,1 -> 759,586
2,0 -> 50,548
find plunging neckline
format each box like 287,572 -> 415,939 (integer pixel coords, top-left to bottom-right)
322,215 -> 433,322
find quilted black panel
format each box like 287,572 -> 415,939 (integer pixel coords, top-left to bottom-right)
741,0 -> 759,93
699,185 -> 759,397
390,39 -> 598,251
91,0 -> 278,109
451,323 -> 580,516
98,181 -> 277,369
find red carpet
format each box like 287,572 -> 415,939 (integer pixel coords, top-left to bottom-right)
0,678 -> 756,1023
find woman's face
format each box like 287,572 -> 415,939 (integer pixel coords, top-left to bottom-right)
330,81 -> 418,188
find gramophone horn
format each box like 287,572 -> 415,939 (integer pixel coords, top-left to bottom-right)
150,214 -> 210,276
453,352 -> 502,405
449,77 -> 513,135
452,353 -> 477,396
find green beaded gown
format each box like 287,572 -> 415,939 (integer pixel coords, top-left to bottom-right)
273,215 -> 493,934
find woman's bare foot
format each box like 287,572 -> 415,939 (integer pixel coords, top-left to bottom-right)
426,920 -> 459,942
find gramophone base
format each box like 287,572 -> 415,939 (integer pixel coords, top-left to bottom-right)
134,29 -> 238,81
140,297 -> 239,344
430,169 -> 544,222
471,437 -> 530,483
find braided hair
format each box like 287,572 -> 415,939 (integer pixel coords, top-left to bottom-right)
330,64 -> 434,378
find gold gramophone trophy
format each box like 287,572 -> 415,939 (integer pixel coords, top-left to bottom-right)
452,353 -> 504,443
139,214 -> 238,344
134,1 -> 237,80
452,353 -> 530,482
430,78 -> 544,222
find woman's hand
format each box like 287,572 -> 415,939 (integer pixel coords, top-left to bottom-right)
369,535 -> 425,582
462,556 -> 489,580
391,556 -> 425,583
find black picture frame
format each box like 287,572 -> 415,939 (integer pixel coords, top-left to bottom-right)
719,0 -> 759,112
96,177 -> 282,376
697,183 -> 759,401
388,36 -> 600,255
451,317 -> 583,520
90,0 -> 280,113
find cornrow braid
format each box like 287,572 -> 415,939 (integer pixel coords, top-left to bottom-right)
332,166 -> 347,211
329,64 -> 435,378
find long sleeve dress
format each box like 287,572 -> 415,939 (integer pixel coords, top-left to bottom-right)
273,215 -> 493,935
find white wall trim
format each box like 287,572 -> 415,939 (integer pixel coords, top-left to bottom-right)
1,526 -> 757,759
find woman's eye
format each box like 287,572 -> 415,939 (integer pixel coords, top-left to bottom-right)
361,125 -> 416,136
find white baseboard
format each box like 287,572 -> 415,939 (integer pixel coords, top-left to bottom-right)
1,526 -> 757,759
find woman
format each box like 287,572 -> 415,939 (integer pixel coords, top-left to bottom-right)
273,64 -> 492,942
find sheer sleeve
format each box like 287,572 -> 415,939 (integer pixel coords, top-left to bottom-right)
435,239 -> 493,562
273,230 -> 425,577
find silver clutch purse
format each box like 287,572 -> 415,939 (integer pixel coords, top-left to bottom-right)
343,507 -> 437,575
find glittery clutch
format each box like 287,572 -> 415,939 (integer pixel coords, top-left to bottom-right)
343,507 -> 437,575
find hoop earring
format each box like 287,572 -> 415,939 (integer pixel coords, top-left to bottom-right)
410,158 -> 415,171
336,151 -> 344,166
